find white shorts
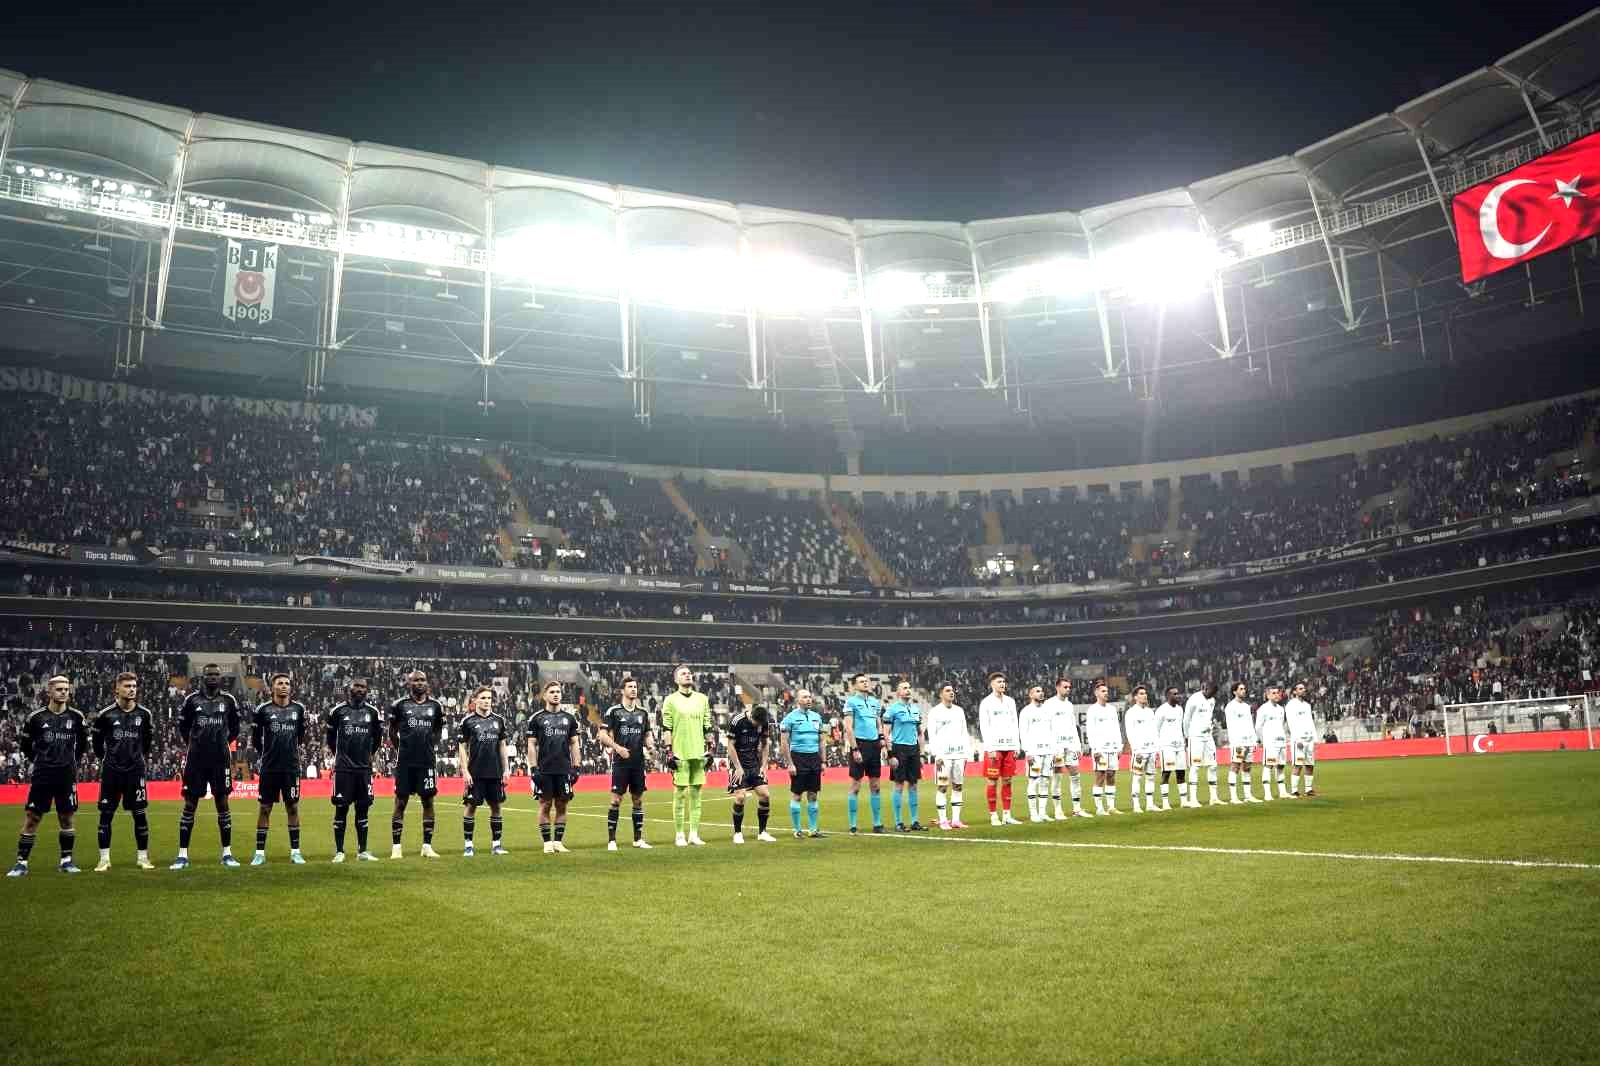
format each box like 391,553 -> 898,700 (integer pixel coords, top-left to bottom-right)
1129,750 -> 1159,772
1092,750 -> 1121,772
1230,744 -> 1256,764
935,757 -> 966,786
1027,754 -> 1055,775
1057,738 -> 1083,762
1292,737 -> 1316,765
1159,744 -> 1185,771
1260,735 -> 1287,763
1188,733 -> 1217,766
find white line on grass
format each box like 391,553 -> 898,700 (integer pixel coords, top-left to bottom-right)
863,831 -> 1600,871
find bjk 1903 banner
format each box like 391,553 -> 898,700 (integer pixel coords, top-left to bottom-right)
1453,129 -> 1600,283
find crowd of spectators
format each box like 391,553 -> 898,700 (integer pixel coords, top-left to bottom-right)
676,480 -> 866,587
997,491 -> 1163,585
850,497 -> 987,587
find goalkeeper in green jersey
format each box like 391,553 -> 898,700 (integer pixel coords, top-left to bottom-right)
660,665 -> 716,847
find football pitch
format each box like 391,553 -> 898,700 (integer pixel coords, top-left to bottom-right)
5,753 -> 1598,1066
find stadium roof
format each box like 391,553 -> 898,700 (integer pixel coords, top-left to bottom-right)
0,10 -> 1598,435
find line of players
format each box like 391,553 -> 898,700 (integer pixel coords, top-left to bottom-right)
5,663 -> 1317,875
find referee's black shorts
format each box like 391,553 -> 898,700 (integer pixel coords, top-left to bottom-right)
889,744 -> 922,783
848,742 -> 883,780
789,751 -> 822,794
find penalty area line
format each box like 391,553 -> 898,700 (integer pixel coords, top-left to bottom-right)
865,831 -> 1600,871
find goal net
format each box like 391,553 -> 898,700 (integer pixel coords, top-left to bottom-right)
1439,694 -> 1596,754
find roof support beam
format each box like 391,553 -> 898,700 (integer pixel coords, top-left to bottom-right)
152,114 -> 196,327
851,233 -> 876,390
326,146 -> 354,354
1083,229 -> 1118,379
1412,136 -> 1458,246
738,223 -> 761,390
481,167 -> 494,366
1304,177 -> 1361,331
963,226 -> 998,389
0,78 -> 31,182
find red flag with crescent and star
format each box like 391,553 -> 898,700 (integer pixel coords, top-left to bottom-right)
1452,129 -> 1600,283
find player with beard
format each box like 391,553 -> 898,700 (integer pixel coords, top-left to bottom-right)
458,686 -> 512,857
1184,680 -> 1222,808
599,677 -> 654,851
92,672 -> 155,871
8,676 -> 88,876
529,681 -> 583,854
727,691 -> 777,844
250,673 -> 308,866
388,669 -> 445,859
171,664 -> 242,869
326,678 -> 384,862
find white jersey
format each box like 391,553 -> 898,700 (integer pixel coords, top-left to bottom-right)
1255,700 -> 1287,745
1085,701 -> 1123,754
1123,703 -> 1158,753
926,703 -> 970,761
1285,697 -> 1317,741
1183,691 -> 1216,741
1224,698 -> 1258,748
1155,702 -> 1186,749
1019,702 -> 1056,757
1043,695 -> 1080,755
978,693 -> 1020,752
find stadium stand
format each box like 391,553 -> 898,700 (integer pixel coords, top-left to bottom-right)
673,479 -> 867,586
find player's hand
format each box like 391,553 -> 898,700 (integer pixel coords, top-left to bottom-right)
665,754 -> 680,772
850,749 -> 861,763
567,771 -> 580,789
888,755 -> 899,768
613,749 -> 628,762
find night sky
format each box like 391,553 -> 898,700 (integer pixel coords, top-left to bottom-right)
2,2 -> 1592,220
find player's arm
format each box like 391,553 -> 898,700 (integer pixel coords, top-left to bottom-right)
567,727 -> 581,777
498,726 -> 511,779
325,711 -> 339,758
249,704 -> 265,752
140,708 -> 154,758
18,713 -> 36,760
73,711 -> 88,763
842,701 -> 857,753
387,703 -> 401,750
597,714 -> 625,759
177,696 -> 194,743
226,696 -> 242,745
92,712 -> 108,760
525,733 -> 538,773
295,704 -> 308,743
759,726 -> 771,774
780,730 -> 794,769
660,701 -> 674,758
457,737 -> 471,784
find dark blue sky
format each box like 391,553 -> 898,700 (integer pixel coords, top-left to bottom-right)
3,2 -> 1591,219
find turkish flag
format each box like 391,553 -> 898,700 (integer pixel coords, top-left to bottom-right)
1452,130 -> 1600,283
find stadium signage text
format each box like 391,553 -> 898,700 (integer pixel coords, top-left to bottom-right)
0,367 -> 378,427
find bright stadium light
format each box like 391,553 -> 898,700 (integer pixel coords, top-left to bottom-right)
1096,232 -> 1233,304
627,247 -> 744,309
1229,221 -> 1275,254
867,270 -> 936,311
495,224 -> 617,292
988,257 -> 1091,303
750,255 -> 851,311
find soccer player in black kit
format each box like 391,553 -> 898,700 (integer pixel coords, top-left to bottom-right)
598,676 -> 653,851
528,680 -> 582,854
326,677 -> 384,863
8,675 -> 88,876
172,663 -> 243,869
251,673 -> 308,865
389,669 -> 445,859
92,671 -> 155,871
727,693 -> 777,845
457,686 -> 512,857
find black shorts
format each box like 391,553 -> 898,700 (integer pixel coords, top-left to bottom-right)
889,744 -> 922,784
610,757 -> 647,796
332,770 -> 374,807
181,762 -> 232,802
258,770 -> 301,805
727,768 -> 768,794
789,752 -> 822,794
394,765 -> 437,799
98,768 -> 148,812
25,768 -> 78,816
533,772 -> 573,800
465,777 -> 506,806
848,742 -> 883,780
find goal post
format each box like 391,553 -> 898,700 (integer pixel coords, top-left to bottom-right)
1440,694 -> 1595,754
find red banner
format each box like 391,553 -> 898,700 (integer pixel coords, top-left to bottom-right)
0,732 -> 1592,805
1453,130 -> 1600,283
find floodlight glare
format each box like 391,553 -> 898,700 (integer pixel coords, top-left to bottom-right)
988,257 -> 1091,303
1096,232 -> 1232,304
627,247 -> 744,309
1229,221 -> 1275,254
750,255 -> 851,312
867,270 -> 936,311
496,224 -> 617,292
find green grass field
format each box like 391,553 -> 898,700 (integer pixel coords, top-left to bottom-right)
6,753 -> 1599,1066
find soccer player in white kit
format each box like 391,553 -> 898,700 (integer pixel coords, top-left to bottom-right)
1019,684 -> 1056,822
1122,685 -> 1159,814
1184,680 -> 1221,807
979,672 -> 1024,826
1044,678 -> 1090,819
1223,682 -> 1262,804
1154,687 -> 1187,811
927,683 -> 970,830
1254,684 -> 1288,801
1084,680 -> 1123,815
1285,680 -> 1318,797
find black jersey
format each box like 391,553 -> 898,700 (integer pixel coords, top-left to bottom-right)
93,703 -> 154,774
179,690 -> 242,769
727,709 -> 771,769
458,712 -> 508,780
529,709 -> 581,774
22,707 -> 88,773
326,701 -> 384,772
389,697 -> 445,768
252,700 -> 308,773
601,704 -> 651,760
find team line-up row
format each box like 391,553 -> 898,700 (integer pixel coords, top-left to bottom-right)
6,667 -> 1320,874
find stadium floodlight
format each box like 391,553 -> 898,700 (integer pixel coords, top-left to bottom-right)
749,255 -> 851,312
495,224 -> 617,292
627,247 -> 745,309
1229,221 -> 1275,255
867,270 -> 937,311
987,257 -> 1091,304
1095,231 -> 1233,304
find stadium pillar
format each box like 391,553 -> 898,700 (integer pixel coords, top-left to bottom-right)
963,227 -> 996,387
153,115 -> 197,328
1411,137 -> 1458,246
482,168 -> 495,366
0,78 -> 29,182
852,234 -> 876,389
327,146 -> 354,349
1305,179 -> 1355,327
